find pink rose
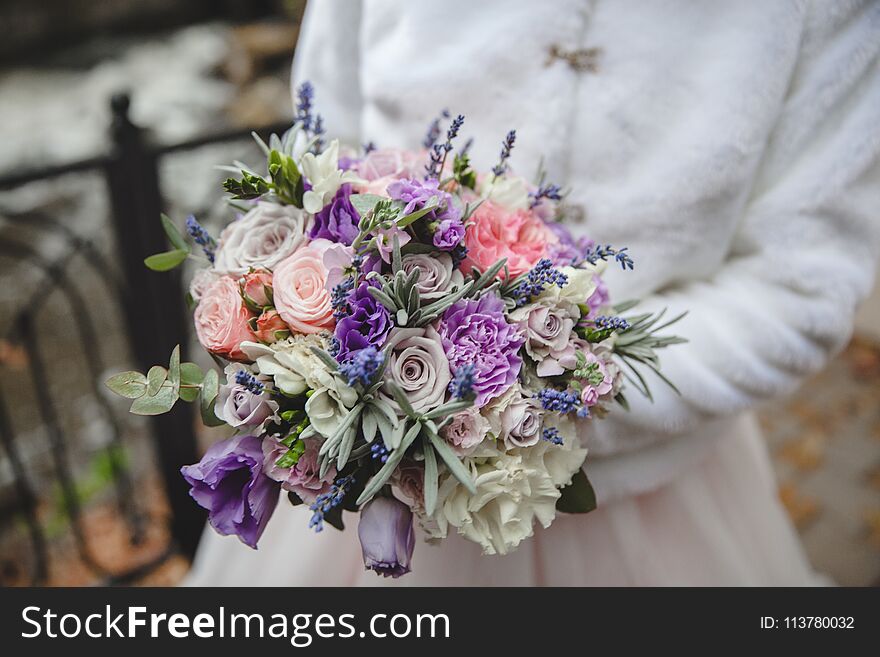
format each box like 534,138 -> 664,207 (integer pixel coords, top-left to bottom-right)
253,309 -> 290,344
461,201 -> 556,279
272,239 -> 335,334
193,276 -> 256,361
440,407 -> 490,455
240,269 -> 273,308
354,148 -> 423,196
262,437 -> 336,504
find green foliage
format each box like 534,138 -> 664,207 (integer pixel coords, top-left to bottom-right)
556,469 -> 597,514
267,149 -> 304,206
453,153 -> 477,189
144,214 -> 192,272
223,170 -> 272,200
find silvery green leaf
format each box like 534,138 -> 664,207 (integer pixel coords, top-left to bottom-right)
309,345 -> 339,371
349,193 -> 386,218
418,280 -> 474,319
144,249 -> 188,272
422,438 -> 439,515
362,408 -> 378,443
146,366 -> 167,397
396,198 -> 438,228
105,371 -> 147,399
471,258 -> 507,293
179,362 -> 203,402
391,234 -> 403,274
387,381 -> 417,420
356,421 -> 421,505
367,286 -> 399,313
319,403 -> 364,455
199,368 -> 225,427
336,426 -> 357,469
423,421 -> 476,494
373,410 -> 394,447
167,345 -> 181,391
421,399 -> 474,420
396,309 -> 408,326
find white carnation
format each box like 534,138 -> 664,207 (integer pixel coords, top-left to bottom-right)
213,201 -> 311,275
423,417 -> 587,555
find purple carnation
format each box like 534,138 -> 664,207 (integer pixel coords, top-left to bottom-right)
387,178 -> 464,251
180,435 -> 280,549
334,281 -> 392,361
439,295 -> 524,407
310,184 -> 359,245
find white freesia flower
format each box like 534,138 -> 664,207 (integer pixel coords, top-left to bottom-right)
213,202 -> 311,276
300,140 -> 363,214
422,417 -> 586,556
241,335 -> 357,438
480,174 -> 530,210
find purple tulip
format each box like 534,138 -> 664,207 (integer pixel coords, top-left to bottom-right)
358,497 -> 415,578
180,434 -> 280,549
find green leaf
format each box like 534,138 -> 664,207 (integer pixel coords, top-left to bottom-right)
555,468 -> 597,514
422,439 -> 439,515
275,438 -> 306,469
179,362 -> 203,402
167,345 -> 181,394
199,368 -> 225,426
387,381 -> 417,419
105,371 -> 147,399
349,193 -> 386,218
129,385 -> 177,415
356,421 -> 421,505
144,249 -> 188,271
309,345 -> 339,372
422,421 -> 476,494
160,214 -> 191,253
146,366 -> 167,397
421,399 -> 474,420
396,198 -> 438,228
223,171 -> 271,200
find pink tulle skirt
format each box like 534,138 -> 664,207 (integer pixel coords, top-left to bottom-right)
184,414 -> 820,586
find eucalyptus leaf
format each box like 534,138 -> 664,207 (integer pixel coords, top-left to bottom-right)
160,214 -> 191,253
130,385 -> 177,415
105,371 -> 147,399
199,368 -> 225,427
144,249 -> 188,272
179,362 -> 203,403
146,366 -> 167,397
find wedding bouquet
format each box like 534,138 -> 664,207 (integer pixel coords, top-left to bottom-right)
106,84 -> 684,577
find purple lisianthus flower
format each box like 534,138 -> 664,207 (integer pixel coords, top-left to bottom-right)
358,497 -> 415,578
180,435 -> 280,549
334,281 -> 392,361
310,184 -> 359,245
439,295 -> 524,407
387,177 -> 463,251
545,223 -> 596,267
433,217 -> 465,250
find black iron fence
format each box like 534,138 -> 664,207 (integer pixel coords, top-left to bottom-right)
0,93 -> 289,585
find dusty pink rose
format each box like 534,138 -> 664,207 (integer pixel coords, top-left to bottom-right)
262,437 -> 335,504
253,309 -> 290,344
193,276 -> 256,361
272,239 -> 335,334
240,269 -> 273,308
440,407 -> 490,455
354,148 -> 423,196
461,201 -> 556,279
578,351 -> 614,408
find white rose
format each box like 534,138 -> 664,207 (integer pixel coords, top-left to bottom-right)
241,335 -> 358,438
423,417 -> 587,555
480,174 -> 530,210
401,252 -> 464,301
380,326 -> 451,415
213,202 -> 311,275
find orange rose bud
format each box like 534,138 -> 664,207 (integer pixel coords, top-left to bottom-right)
253,309 -> 290,344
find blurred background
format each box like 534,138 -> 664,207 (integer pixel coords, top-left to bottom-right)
0,1 -> 877,587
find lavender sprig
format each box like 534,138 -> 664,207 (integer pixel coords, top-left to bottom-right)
330,277 -> 355,319
421,109 -> 450,149
425,113 -> 465,179
234,370 -> 264,395
338,346 -> 385,387
492,129 -> 516,176
542,427 -> 563,445
448,363 -> 476,400
511,258 -> 568,307
185,215 -> 216,263
529,183 -> 563,208
594,315 -> 631,331
584,244 -> 634,271
295,81 -> 315,131
535,388 -> 582,414
308,475 -> 355,532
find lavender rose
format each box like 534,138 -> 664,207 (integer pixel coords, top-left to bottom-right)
310,183 -> 359,245
498,389 -> 544,449
357,497 -> 415,578
180,434 -> 279,549
380,326 -> 451,414
401,252 -> 464,301
440,407 -> 490,455
215,365 -> 279,430
261,436 -> 336,504
213,202 -> 310,276
509,303 -> 575,361
439,295 -> 524,407
334,282 -> 392,361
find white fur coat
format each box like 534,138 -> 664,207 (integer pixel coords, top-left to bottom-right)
293,0 -> 880,500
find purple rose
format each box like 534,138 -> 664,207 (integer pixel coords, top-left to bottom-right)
180,435 -> 280,549
439,295 -> 524,407
387,178 -> 463,251
357,497 -> 415,578
310,184 -> 359,245
334,281 -> 393,361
